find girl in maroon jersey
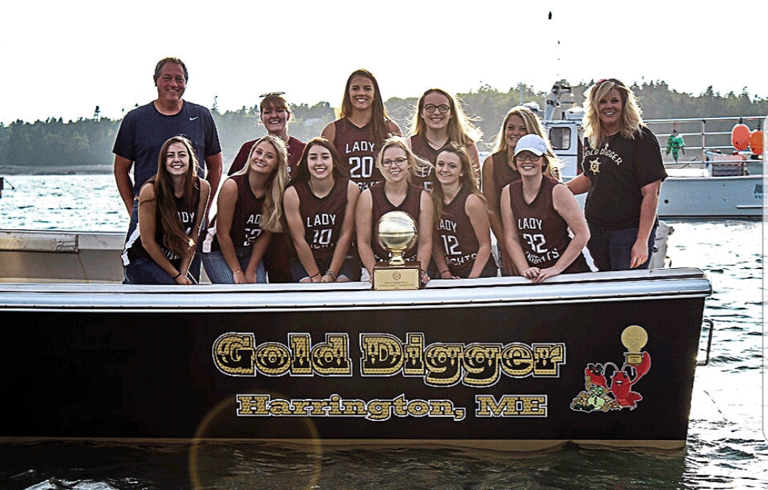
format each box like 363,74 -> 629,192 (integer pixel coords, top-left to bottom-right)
429,143 -> 494,279
482,106 -> 559,276
283,138 -> 361,282
321,69 -> 401,191
407,88 -> 482,190
355,137 -> 434,285
500,134 -> 590,283
201,135 -> 289,283
123,136 -> 210,284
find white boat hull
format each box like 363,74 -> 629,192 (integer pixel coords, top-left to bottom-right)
657,174 -> 763,219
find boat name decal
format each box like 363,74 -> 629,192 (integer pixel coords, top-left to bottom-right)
213,332 -> 566,387
235,393 -> 548,421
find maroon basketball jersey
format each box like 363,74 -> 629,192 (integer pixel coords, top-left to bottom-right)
508,176 -> 572,269
204,173 -> 264,253
491,150 -> 520,213
332,118 -> 383,191
409,134 -> 443,191
436,186 -> 482,277
293,178 -> 349,261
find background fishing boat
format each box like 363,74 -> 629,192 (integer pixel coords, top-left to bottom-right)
542,82 -> 765,219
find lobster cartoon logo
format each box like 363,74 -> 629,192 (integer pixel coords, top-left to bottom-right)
570,325 -> 651,412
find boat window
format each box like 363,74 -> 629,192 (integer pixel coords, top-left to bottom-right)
549,127 -> 571,151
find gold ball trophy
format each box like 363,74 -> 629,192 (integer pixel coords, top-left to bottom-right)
373,211 -> 422,290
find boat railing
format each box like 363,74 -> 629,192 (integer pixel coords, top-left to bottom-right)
645,115 -> 764,168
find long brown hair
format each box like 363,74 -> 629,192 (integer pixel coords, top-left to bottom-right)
429,142 -> 484,227
289,137 -> 347,186
148,135 -> 200,258
339,69 -> 394,148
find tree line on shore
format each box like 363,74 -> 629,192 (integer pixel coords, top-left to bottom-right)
1,81 -> 766,172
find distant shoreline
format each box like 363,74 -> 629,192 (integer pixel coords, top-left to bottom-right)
0,166 -> 112,176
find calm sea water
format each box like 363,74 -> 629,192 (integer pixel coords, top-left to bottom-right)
0,175 -> 765,489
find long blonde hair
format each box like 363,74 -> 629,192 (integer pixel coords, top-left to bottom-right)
409,88 -> 482,146
376,136 -> 423,184
493,106 -> 561,180
233,134 -> 289,233
583,78 -> 644,149
493,106 -> 547,153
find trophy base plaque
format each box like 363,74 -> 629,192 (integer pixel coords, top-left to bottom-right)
373,262 -> 421,291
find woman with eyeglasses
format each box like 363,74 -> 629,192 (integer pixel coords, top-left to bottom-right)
565,78 -> 666,271
407,88 -> 482,191
227,92 -> 306,282
355,137 -> 434,285
482,105 -> 558,276
429,143 -> 494,279
321,69 -> 401,192
283,138 -> 360,282
501,134 -> 589,283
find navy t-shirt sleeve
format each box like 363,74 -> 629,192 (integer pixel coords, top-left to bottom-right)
112,112 -> 136,161
203,108 -> 222,157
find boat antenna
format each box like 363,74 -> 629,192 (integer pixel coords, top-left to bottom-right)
549,10 -> 561,83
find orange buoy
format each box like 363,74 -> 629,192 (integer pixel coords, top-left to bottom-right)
731,124 -> 750,151
749,130 -> 763,156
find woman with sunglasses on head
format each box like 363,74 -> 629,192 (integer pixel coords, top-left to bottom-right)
430,143 -> 494,279
227,93 -> 305,283
228,92 -> 306,177
482,105 -> 558,276
201,135 -> 289,284
122,135 -> 210,284
407,88 -> 482,191
283,138 -> 360,282
565,78 -> 666,271
322,69 -> 401,192
501,134 -> 589,283
355,137 -> 433,285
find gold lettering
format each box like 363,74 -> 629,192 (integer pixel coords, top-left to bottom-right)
236,394 -> 268,415
254,342 -> 291,376
462,344 -> 501,386
268,399 -> 292,416
311,334 -> 352,376
533,343 -> 566,376
403,333 -> 425,376
424,344 -> 464,386
214,334 -> 255,375
475,395 -> 547,417
500,343 -> 534,377
289,333 -> 312,375
360,333 -> 403,375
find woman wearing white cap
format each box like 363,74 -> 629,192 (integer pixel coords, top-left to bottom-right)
500,134 -> 590,283
482,105 -> 559,276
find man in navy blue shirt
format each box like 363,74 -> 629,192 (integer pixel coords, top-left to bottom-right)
113,57 -> 222,281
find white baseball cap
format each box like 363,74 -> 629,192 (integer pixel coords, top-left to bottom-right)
514,134 -> 547,157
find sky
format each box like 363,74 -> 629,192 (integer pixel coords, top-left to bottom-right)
2,0 -> 766,125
